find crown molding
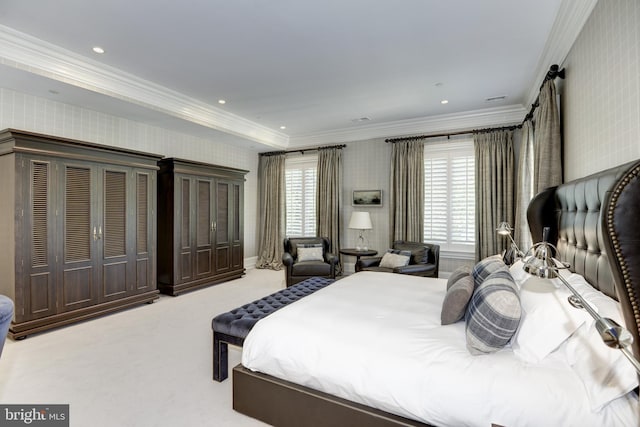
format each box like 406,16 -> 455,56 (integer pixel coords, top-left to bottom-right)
0,24 -> 289,149
524,0 -> 597,105
289,105 -> 527,146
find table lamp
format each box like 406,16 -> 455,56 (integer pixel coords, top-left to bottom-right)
348,212 -> 372,250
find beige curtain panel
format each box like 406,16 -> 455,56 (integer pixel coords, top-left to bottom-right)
255,153 -> 286,270
533,79 -> 563,194
514,120 -> 535,251
390,140 -> 424,244
316,147 -> 343,265
474,130 -> 514,261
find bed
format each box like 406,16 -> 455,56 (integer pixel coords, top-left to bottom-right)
233,159 -> 640,426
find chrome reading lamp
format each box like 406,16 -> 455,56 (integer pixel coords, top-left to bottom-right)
496,222 -> 525,264
522,227 -> 640,375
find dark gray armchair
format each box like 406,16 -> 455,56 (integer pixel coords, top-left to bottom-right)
282,237 -> 339,287
356,240 -> 440,278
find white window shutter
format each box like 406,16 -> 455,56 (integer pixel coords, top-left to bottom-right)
424,140 -> 475,252
285,156 -> 317,237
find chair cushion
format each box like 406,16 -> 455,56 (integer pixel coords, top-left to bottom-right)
393,242 -> 430,265
291,261 -> 332,276
297,246 -> 324,262
379,252 -> 411,268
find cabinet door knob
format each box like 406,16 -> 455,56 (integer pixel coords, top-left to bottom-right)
98,225 -> 103,239
93,226 -> 98,241
211,221 -> 217,232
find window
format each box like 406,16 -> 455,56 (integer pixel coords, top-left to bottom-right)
285,155 -> 317,237
424,140 -> 475,253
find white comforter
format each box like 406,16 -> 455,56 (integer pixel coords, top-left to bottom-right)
242,272 -> 638,426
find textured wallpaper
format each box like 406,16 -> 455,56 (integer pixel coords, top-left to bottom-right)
561,0 -> 640,180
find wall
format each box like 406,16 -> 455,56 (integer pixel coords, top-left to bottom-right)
561,0 -> 640,180
341,137 -> 475,275
341,138 -> 390,272
0,87 -> 260,264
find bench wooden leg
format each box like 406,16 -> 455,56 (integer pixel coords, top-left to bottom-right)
213,331 -> 229,382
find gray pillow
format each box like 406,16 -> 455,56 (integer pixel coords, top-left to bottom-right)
465,269 -> 521,355
447,265 -> 472,291
441,275 -> 474,325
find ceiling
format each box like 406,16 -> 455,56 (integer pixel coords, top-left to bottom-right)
0,0 -> 569,151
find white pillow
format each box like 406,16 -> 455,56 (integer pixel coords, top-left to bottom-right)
563,274 -> 639,411
379,252 -> 410,269
511,275 -> 593,363
509,258 -> 573,288
297,246 -> 324,262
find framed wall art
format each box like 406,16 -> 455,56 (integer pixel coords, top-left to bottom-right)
352,190 -> 382,207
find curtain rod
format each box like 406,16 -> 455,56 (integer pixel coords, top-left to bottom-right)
260,143 -> 346,157
385,64 -> 565,143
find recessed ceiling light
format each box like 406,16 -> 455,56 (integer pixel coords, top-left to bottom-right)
440,99 -> 449,105
92,46 -> 105,54
218,99 -> 226,105
280,126 -> 287,130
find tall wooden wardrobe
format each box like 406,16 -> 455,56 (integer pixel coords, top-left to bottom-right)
0,129 -> 161,339
157,158 -> 247,295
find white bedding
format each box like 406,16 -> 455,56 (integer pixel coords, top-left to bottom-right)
242,271 -> 639,426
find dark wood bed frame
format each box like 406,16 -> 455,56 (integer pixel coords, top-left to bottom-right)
232,159 -> 640,427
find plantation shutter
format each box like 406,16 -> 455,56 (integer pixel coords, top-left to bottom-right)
424,140 -> 475,251
285,156 -> 317,237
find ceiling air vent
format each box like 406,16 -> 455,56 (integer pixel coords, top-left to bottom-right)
485,95 -> 507,102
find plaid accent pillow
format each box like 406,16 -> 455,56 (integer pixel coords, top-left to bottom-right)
465,269 -> 521,355
472,255 -> 507,288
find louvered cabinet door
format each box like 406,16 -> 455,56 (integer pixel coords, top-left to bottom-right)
134,170 -> 156,292
59,162 -> 99,312
175,175 -> 194,284
231,181 -> 244,270
100,167 -> 130,301
195,178 -> 214,279
19,158 -> 57,321
215,180 -> 231,274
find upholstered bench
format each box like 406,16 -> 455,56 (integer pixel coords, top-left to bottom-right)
212,276 -> 335,381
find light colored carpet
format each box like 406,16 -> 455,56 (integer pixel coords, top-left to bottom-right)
0,268 -> 287,427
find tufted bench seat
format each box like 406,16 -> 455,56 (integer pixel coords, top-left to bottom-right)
212,276 -> 335,381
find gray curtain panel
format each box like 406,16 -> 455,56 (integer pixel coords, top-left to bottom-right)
474,130 -> 514,261
390,140 -> 424,243
255,153 -> 286,270
514,120 -> 534,251
316,147 -> 343,269
533,80 -> 563,194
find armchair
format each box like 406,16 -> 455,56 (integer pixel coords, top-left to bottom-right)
356,240 -> 440,278
282,237 -> 339,287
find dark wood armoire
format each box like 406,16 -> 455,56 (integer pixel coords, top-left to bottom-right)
0,129 -> 161,339
157,158 -> 247,295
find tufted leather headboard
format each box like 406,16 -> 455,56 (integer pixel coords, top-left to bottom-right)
526,159 -> 640,362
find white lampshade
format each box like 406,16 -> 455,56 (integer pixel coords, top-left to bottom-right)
348,211 -> 372,230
